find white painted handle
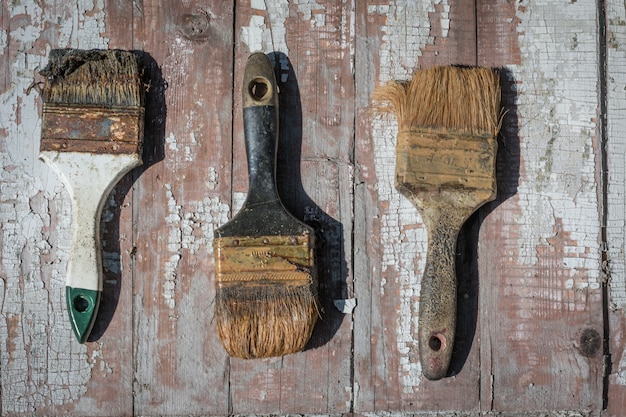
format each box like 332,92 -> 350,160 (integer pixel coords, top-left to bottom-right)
40,151 -> 142,291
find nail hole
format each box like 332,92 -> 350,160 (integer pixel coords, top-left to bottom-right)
73,295 -> 91,313
249,78 -> 269,101
428,334 -> 446,352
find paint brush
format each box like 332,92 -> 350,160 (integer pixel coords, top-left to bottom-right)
213,52 -> 318,359
373,66 -> 501,380
39,49 -> 144,343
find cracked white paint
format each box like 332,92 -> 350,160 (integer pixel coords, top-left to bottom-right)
436,0 -> 451,37
0,0 -> 111,412
295,0 -> 325,27
370,0 -> 447,393
241,0 -> 333,82
241,1 -> 289,56
233,191 -> 247,213
511,1 -> 600,288
0,27 -> 7,53
606,0 -> 626,386
163,182 -> 230,309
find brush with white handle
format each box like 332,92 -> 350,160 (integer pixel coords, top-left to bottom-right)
39,49 -> 144,343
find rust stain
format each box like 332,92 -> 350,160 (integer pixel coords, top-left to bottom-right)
41,106 -> 143,154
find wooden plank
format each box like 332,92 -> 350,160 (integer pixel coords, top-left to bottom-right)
477,0 -> 604,412
0,1 -> 133,415
605,0 -> 626,414
227,0 -> 354,414
129,1 -> 233,415
0,0 -> 617,415
0,0 -> 9,94
353,0 -> 481,412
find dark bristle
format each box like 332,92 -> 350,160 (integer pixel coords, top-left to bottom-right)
372,66 -> 502,136
40,49 -> 142,107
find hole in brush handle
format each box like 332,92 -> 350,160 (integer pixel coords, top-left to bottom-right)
249,77 -> 270,101
428,334 -> 446,352
73,294 -> 92,313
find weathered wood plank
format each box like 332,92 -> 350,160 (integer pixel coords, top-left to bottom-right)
130,1 -> 233,415
477,0 -> 604,412
0,1 -> 9,94
606,0 -> 626,414
0,1 -> 134,415
0,0 -> 616,415
353,0 -> 481,412
227,1 -> 354,413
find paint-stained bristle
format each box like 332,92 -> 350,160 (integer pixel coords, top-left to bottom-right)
372,66 -> 501,136
213,234 -> 318,358
215,284 -> 319,359
40,49 -> 142,107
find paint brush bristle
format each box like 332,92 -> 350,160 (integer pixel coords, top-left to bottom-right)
40,49 -> 142,107
372,66 -> 501,136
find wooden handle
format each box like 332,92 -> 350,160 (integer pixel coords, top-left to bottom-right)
40,152 -> 141,343
241,52 -> 281,206
66,188 -> 105,343
418,213 -> 463,380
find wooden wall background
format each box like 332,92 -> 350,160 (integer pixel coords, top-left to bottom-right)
1,0 -> 625,415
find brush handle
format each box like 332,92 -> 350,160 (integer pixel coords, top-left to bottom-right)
40,152 -> 141,343
242,53 -> 281,207
243,106 -> 279,205
418,212 -> 465,381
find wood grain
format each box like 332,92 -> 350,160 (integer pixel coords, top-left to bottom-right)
606,0 -> 626,414
0,0 -> 616,415
353,0 -> 482,412
228,0 -> 354,413
129,1 -> 233,415
477,0 -> 604,412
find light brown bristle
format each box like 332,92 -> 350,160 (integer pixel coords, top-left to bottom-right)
215,284 -> 319,359
213,234 -> 319,358
372,66 -> 501,136
40,49 -> 142,108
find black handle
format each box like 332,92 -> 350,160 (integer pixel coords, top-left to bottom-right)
242,52 -> 280,206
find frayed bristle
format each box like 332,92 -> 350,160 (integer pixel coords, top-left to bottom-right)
40,49 -> 142,107
215,284 -> 319,359
372,66 -> 501,136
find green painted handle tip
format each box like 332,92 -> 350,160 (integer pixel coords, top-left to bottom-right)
66,287 -> 100,343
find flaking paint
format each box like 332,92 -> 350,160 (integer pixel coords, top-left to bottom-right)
370,0 -> 449,392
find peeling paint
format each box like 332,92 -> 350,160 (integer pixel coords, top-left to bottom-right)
240,0 -> 289,56
163,182 -> 230,309
0,0 -> 118,412
241,0 -> 314,84
607,0 -> 626,388
512,1 -> 600,288
370,0 -> 445,392
295,0 -> 325,27
0,28 -> 7,54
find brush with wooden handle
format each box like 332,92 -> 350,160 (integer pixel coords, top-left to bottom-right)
213,52 -> 318,359
39,49 -> 144,343
373,66 -> 501,380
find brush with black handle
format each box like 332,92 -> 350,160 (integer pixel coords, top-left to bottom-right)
213,52 -> 318,359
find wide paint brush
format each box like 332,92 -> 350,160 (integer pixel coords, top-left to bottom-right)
39,49 -> 144,343
213,53 -> 318,359
373,66 -> 501,380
